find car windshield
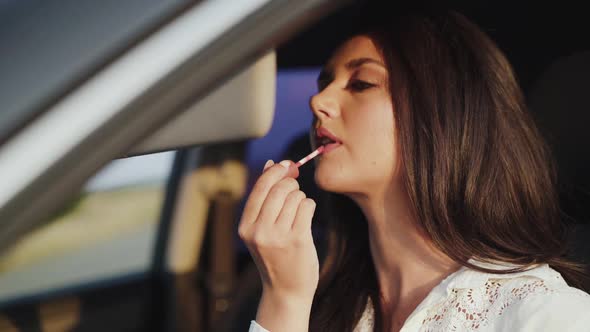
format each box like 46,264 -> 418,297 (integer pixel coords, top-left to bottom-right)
0,0 -> 191,141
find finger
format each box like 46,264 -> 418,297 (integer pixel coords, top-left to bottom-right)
283,161 -> 300,179
263,159 -> 275,172
275,190 -> 306,230
241,162 -> 291,225
256,177 -> 300,226
292,198 -> 316,233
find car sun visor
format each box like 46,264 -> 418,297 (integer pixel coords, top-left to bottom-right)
128,51 -> 276,156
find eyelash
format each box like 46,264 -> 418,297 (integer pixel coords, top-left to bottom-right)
346,79 -> 375,92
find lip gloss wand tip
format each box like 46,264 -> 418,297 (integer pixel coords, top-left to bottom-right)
295,146 -> 325,168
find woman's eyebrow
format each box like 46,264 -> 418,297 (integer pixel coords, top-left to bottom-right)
345,57 -> 386,70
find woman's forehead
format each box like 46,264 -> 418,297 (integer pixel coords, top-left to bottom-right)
324,35 -> 384,71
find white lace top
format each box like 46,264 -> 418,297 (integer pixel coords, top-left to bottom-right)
249,259 -> 590,331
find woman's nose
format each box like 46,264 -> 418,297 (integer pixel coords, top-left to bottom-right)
310,91 -> 340,119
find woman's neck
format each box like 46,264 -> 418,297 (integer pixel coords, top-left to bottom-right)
350,188 -> 460,328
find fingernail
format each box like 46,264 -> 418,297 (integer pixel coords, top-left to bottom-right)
279,160 -> 291,168
263,160 -> 274,170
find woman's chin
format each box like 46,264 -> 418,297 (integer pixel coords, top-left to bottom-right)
314,169 -> 348,193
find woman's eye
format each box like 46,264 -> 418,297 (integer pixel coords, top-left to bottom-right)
347,80 -> 375,92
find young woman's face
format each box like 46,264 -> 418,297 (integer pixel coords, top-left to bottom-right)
311,35 -> 401,196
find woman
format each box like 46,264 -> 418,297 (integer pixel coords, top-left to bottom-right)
238,8 -> 590,332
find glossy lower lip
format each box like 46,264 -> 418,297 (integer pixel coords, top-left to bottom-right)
322,142 -> 342,154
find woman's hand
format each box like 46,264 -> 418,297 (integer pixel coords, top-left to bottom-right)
238,160 -> 320,302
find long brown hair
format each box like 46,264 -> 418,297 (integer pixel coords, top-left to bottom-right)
309,8 -> 589,332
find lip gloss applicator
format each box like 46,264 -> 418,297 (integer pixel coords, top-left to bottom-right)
295,146 -> 325,168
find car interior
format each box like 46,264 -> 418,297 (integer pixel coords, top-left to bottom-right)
0,0 -> 589,331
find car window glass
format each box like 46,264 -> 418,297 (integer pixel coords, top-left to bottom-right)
0,151 -> 174,303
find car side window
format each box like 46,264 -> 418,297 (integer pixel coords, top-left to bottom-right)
0,151 -> 174,304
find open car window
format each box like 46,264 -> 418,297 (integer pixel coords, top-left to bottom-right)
0,152 -> 174,304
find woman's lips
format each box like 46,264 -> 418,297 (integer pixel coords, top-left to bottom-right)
322,142 -> 342,154
316,127 -> 342,144
315,127 -> 343,153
